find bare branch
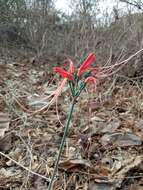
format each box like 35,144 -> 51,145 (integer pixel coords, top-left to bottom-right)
120,0 -> 143,10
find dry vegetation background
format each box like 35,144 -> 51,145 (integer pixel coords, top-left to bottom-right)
0,0 -> 143,189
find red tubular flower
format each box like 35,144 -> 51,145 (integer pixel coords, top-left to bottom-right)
85,76 -> 96,84
63,59 -> 75,74
77,53 -> 96,77
68,59 -> 74,74
85,76 -> 97,92
53,67 -> 74,81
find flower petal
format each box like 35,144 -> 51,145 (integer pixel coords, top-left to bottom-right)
77,53 -> 96,77
85,76 -> 96,84
68,59 -> 74,74
85,76 -> 97,92
53,67 -> 74,80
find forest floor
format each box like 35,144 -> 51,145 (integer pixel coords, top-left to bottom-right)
0,58 -> 143,190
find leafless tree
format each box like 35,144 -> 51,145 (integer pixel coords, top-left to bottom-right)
120,0 -> 143,10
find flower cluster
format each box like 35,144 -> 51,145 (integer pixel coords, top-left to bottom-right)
53,53 -> 97,98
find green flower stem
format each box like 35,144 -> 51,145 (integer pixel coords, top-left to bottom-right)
75,84 -> 86,97
69,81 -> 75,96
47,99 -> 76,190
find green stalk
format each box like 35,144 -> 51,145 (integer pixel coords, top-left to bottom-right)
68,81 -> 75,97
47,99 -> 75,190
75,83 -> 86,97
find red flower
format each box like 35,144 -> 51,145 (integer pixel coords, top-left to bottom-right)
77,53 -> 96,77
85,76 -> 96,84
68,59 -> 74,74
53,67 -> 74,81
